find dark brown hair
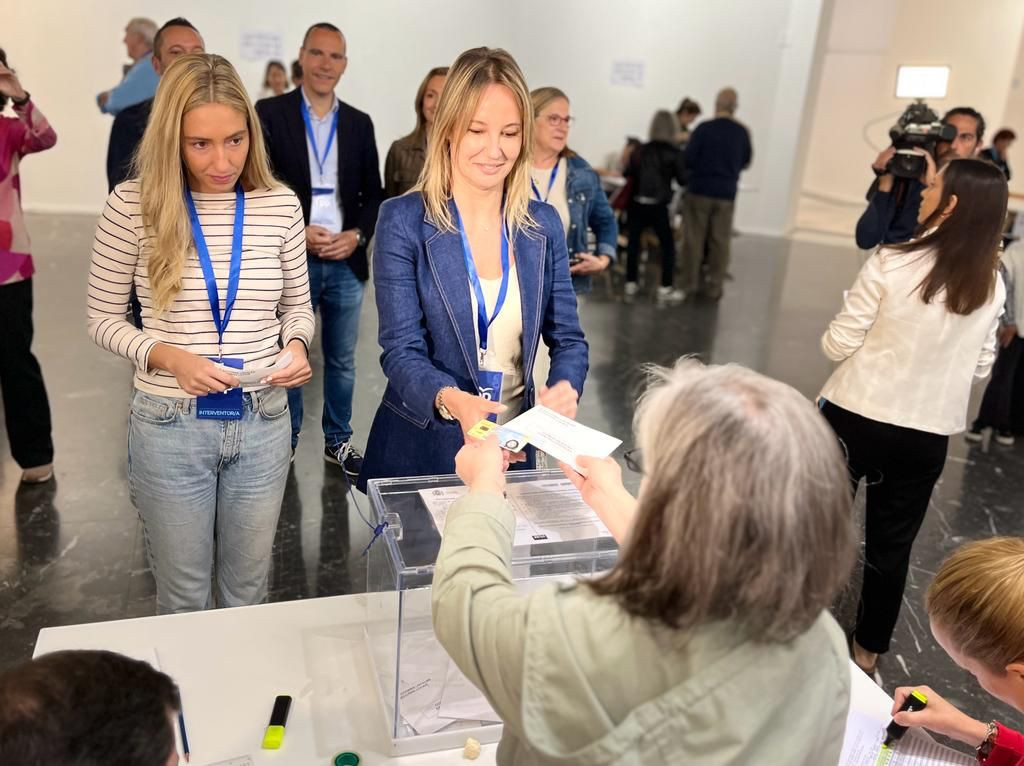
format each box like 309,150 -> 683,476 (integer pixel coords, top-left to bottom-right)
993,128 -> 1017,144
589,360 -> 856,643
0,650 -> 180,765
0,48 -> 9,111
894,158 -> 1006,315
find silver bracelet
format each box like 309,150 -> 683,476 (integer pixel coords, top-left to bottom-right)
977,721 -> 998,758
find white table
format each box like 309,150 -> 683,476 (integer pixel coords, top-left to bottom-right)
34,593 -> 497,766
35,593 -> 968,766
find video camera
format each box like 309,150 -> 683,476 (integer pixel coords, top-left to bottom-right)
886,101 -> 956,179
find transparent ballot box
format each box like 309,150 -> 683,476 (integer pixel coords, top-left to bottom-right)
365,469 -> 619,756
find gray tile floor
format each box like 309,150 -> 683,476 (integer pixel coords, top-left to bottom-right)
2,212 -> 1022,742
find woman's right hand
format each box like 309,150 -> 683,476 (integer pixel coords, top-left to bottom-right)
890,685 -> 991,747
559,455 -> 638,544
153,345 -> 241,396
443,388 -> 507,437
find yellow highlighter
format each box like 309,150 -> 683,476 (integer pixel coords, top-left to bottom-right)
261,695 -> 292,750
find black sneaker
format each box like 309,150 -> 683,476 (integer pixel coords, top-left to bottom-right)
995,430 -> 1016,447
324,441 -> 363,479
964,423 -> 984,443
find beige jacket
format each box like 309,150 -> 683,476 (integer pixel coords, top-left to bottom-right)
432,492 -> 851,766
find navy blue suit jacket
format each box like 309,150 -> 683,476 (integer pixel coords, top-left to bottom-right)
358,193 -> 589,488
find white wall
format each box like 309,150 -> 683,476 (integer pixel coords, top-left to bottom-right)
6,0 -> 829,235
800,0 -> 1024,208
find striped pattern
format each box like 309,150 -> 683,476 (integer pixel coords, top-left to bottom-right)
88,180 -> 315,397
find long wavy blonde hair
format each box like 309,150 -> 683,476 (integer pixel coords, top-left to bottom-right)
417,47 -> 536,234
134,53 -> 277,313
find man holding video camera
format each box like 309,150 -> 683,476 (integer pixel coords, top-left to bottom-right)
855,106 -> 985,249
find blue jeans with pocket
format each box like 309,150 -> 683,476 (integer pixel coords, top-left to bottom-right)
128,386 -> 291,614
289,257 -> 365,449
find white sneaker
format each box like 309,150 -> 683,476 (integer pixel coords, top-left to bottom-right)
624,281 -> 639,297
995,431 -> 1016,446
656,286 -> 685,303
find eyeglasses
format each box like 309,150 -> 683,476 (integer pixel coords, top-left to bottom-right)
544,115 -> 575,128
623,448 -> 643,474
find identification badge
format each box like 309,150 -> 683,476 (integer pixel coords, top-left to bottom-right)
197,357 -> 243,420
310,188 -> 341,233
476,368 -> 504,422
468,419 -> 530,452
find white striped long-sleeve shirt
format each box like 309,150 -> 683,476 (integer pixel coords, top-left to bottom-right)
88,180 -> 315,397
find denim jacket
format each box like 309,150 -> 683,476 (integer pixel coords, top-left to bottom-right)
358,193 -> 589,489
565,155 -> 618,294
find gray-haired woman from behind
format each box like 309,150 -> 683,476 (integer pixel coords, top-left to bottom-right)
432,359 -> 857,765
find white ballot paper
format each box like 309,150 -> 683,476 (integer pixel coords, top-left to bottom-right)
500,405 -> 622,474
438,658 -> 500,723
214,351 -> 292,387
418,478 -> 612,546
840,667 -> 973,766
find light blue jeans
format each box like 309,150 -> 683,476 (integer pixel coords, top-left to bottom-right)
128,386 -> 291,614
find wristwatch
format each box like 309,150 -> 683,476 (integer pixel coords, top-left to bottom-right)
354,228 -> 367,248
435,387 -> 457,421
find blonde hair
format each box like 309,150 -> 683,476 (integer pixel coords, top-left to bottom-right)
418,47 -> 536,234
530,86 -> 575,159
590,359 -> 856,643
927,537 -> 1024,672
133,53 -> 277,313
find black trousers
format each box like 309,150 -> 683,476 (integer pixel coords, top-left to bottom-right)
974,336 -> 1024,431
0,279 -> 54,468
821,401 -> 948,654
626,202 -> 675,287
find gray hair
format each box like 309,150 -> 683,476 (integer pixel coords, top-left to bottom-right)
126,18 -> 158,47
648,109 -> 677,143
590,359 -> 856,643
716,87 -> 739,115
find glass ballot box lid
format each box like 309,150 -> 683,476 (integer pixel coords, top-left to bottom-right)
364,469 -> 619,756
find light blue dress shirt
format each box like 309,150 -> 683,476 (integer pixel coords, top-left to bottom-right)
301,90 -> 342,233
101,53 -> 159,115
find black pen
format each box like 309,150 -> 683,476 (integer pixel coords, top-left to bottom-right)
178,709 -> 191,763
882,689 -> 928,748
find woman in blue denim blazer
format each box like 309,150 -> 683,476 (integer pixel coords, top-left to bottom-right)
358,48 -> 588,489
529,87 -> 618,295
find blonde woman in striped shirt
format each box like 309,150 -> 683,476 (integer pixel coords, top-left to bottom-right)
87,54 -> 315,614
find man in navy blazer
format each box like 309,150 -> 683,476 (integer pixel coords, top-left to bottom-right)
256,22 -> 382,477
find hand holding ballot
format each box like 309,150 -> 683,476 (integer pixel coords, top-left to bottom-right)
455,436 -> 507,496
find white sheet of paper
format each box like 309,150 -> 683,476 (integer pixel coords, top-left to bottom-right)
418,478 -> 611,546
438,658 -> 500,723
213,351 -> 292,387
500,406 -> 622,474
840,676 -> 973,766
397,633 -> 451,736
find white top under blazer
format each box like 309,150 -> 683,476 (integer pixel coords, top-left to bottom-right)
819,244 -> 1004,435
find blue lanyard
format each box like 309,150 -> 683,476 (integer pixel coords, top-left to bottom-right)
530,162 -> 559,203
453,204 -> 510,359
185,186 -> 244,356
300,98 -> 339,181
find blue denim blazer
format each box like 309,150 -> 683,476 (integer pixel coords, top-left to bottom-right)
358,193 -> 589,488
565,155 -> 619,294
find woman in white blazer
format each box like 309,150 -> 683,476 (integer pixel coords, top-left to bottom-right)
819,157 -> 1008,676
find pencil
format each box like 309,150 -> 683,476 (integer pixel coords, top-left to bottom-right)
178,710 -> 191,763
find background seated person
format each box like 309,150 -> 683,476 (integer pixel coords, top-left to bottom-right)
890,537 -> 1024,765
431,359 -> 857,765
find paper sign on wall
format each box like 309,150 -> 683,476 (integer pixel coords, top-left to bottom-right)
611,59 -> 645,88
240,31 -> 283,62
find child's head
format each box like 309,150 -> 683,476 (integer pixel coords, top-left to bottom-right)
927,537 -> 1024,710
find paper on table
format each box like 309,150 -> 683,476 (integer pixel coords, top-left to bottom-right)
438,658 -> 500,723
213,351 -> 292,387
500,406 -> 622,474
840,710 -> 973,765
418,478 -> 611,546
398,632 -> 451,736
